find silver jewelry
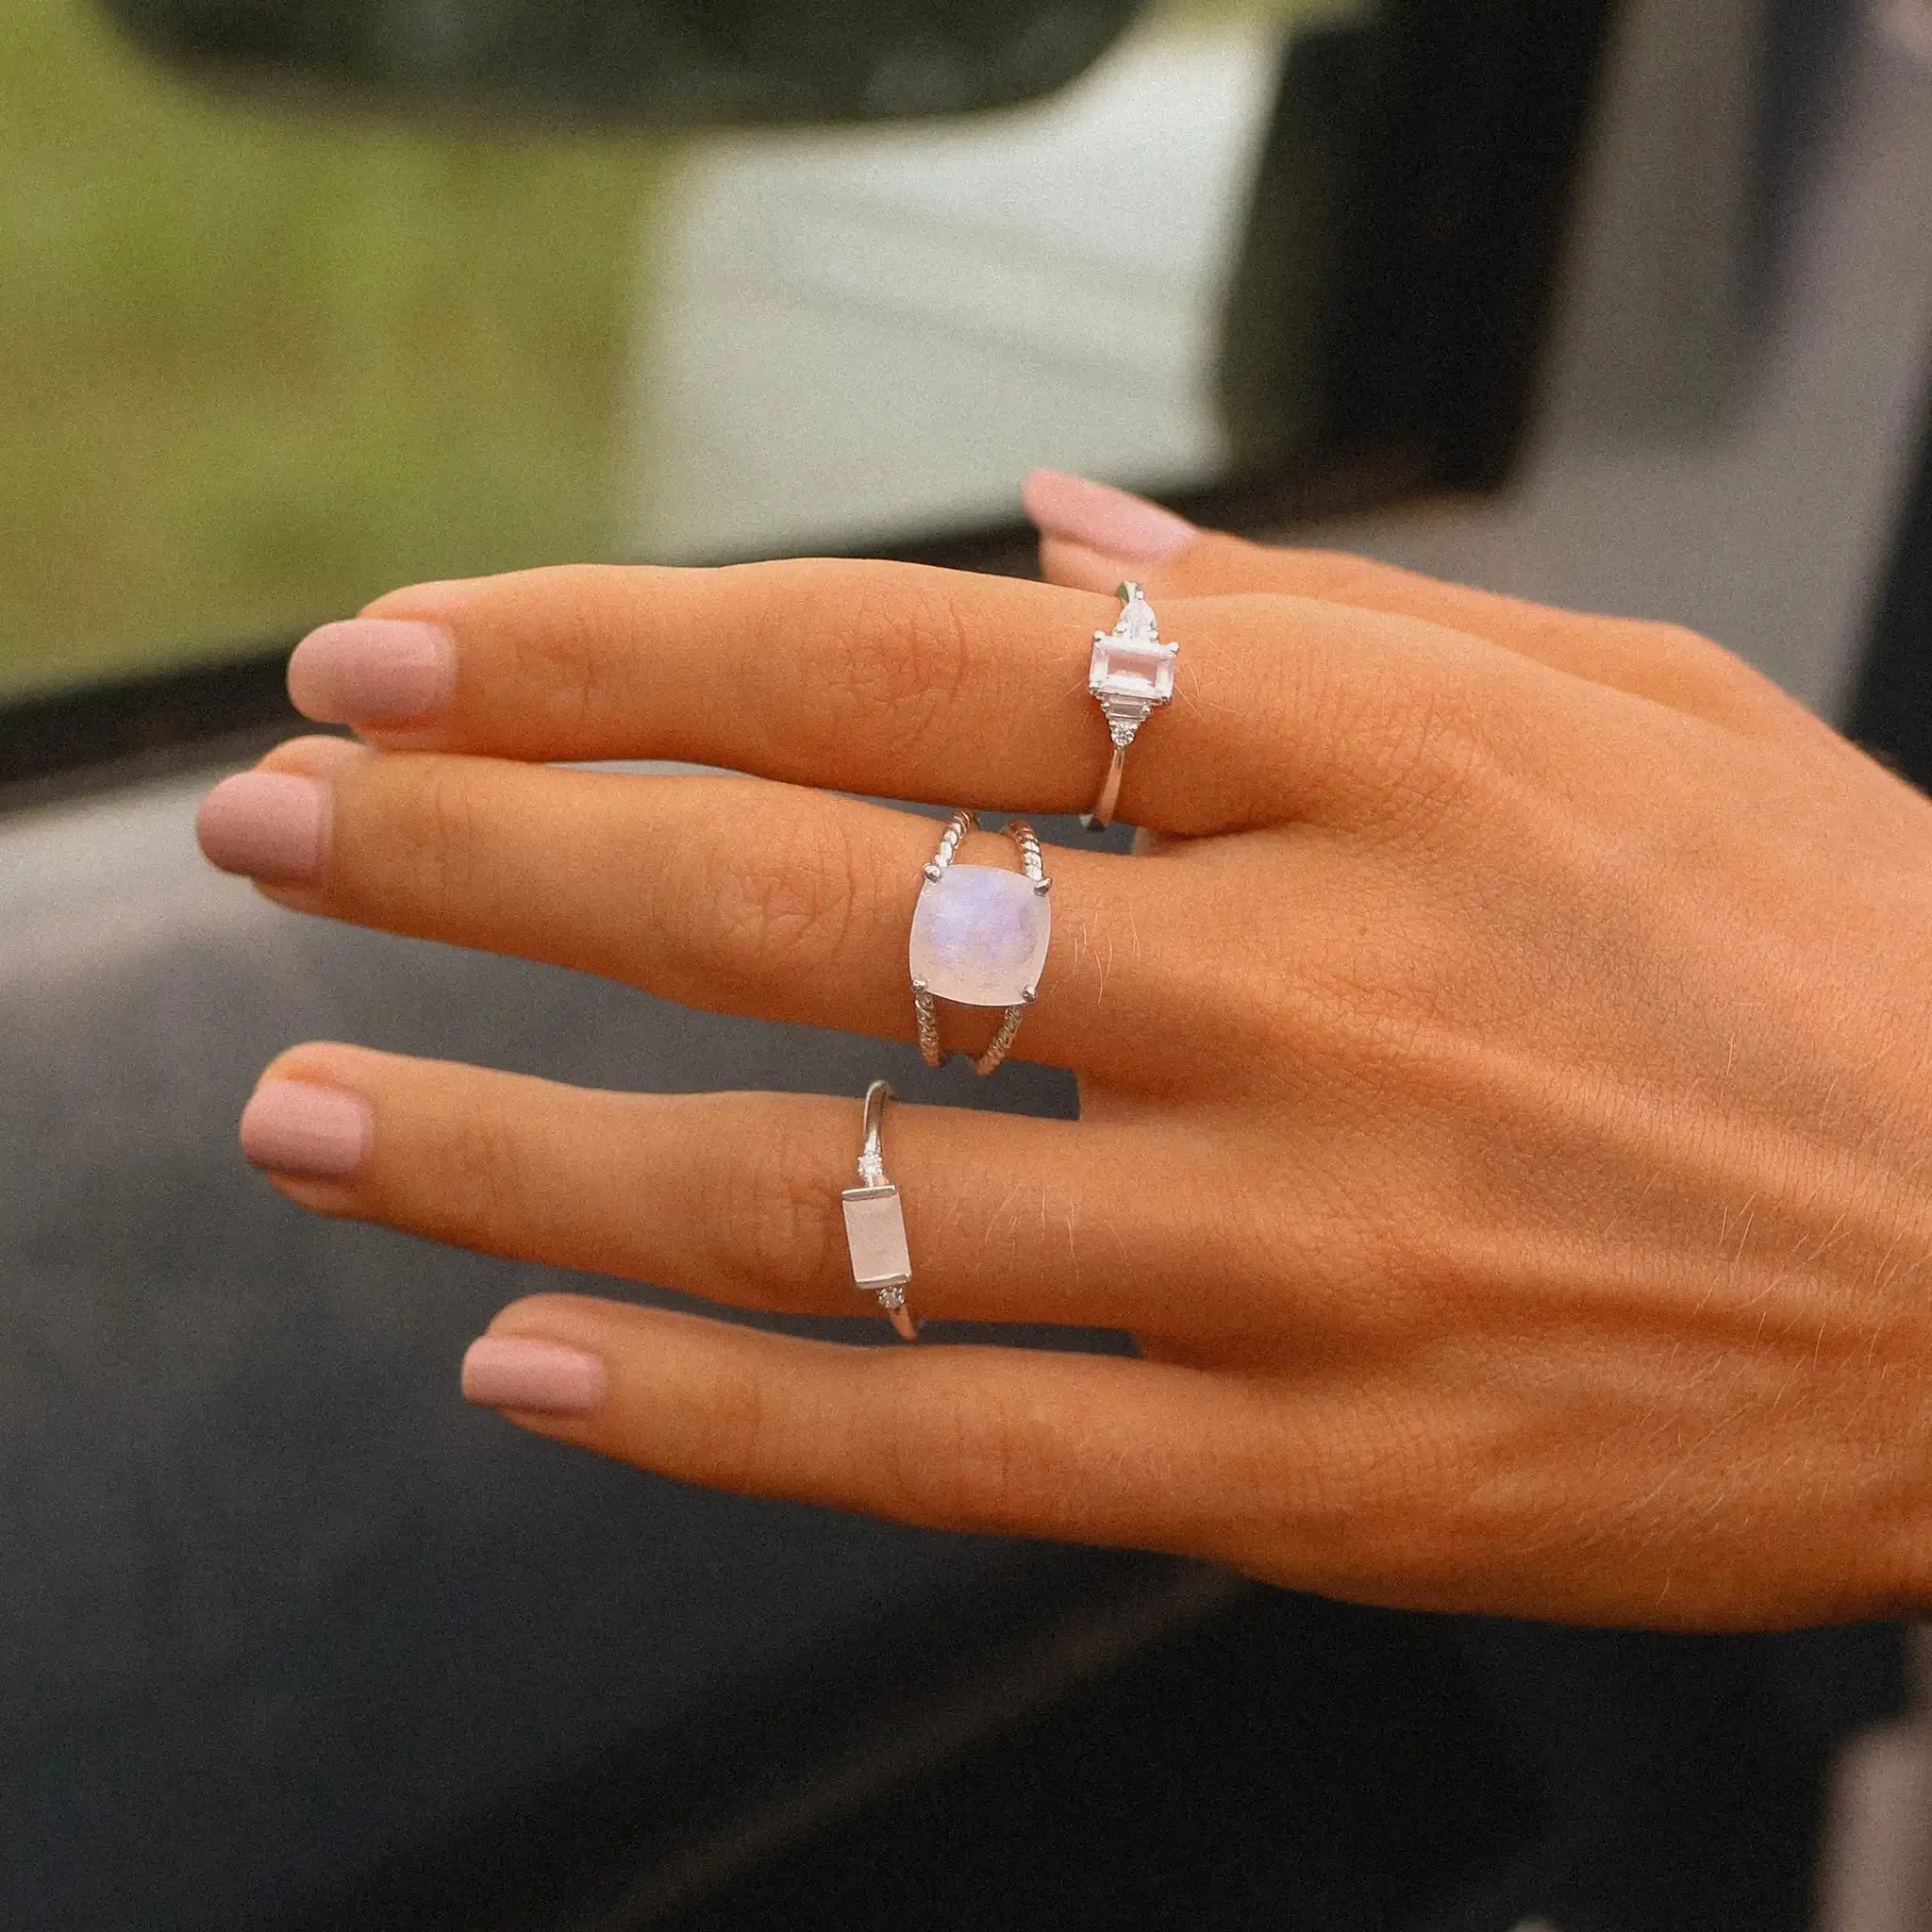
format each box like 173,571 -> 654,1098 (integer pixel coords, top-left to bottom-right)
908,810 -> 1050,1076
1082,581 -> 1178,831
841,1080 -> 917,1340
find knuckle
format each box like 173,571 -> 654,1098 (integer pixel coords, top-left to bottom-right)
699,1117 -> 843,1301
808,571 -> 974,749
408,1097 -> 534,1241
1241,1400 -> 1473,1588
1353,681 -> 1497,824
693,811 -> 869,981
691,1356 -> 774,1491
504,566 -> 628,735
878,1374 -> 1026,1529
1250,612 -> 1507,831
1611,619 -> 1790,720
1620,615 -> 1721,665
388,758 -> 491,903
1680,637 -> 1784,708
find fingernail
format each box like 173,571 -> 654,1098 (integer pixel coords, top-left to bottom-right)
461,1337 -> 608,1416
1021,468 -> 1196,564
240,1080 -> 373,1178
289,618 -> 456,725
196,773 -> 329,882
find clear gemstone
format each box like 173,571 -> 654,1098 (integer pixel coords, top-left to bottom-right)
908,864 -> 1050,1008
1120,593 -> 1159,645
1090,596 -> 1176,703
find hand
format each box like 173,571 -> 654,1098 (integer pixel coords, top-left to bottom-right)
197,472 -> 1932,1630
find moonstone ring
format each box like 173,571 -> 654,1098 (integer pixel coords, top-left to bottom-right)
908,809 -> 1051,1075
1082,581 -> 1178,831
841,1080 -> 917,1340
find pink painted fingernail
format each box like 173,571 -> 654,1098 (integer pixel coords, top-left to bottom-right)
461,1337 -> 608,1415
196,773 -> 329,882
240,1080 -> 373,1178
1022,468 -> 1196,564
289,618 -> 456,724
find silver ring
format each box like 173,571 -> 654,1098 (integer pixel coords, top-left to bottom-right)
908,809 -> 1050,1076
1082,581 -> 1178,831
841,1080 -> 917,1340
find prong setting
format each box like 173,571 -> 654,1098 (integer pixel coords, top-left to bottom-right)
1083,582 -> 1177,832
908,812 -> 1049,1075
843,1082 -> 917,1340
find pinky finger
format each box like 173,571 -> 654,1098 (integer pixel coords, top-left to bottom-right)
462,1292 -> 1284,1559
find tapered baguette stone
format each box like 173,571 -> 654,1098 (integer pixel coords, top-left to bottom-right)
908,864 -> 1051,1008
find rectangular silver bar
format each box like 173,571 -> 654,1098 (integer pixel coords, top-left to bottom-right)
841,1182 -> 911,1291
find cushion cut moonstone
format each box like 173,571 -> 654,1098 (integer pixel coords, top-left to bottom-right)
908,864 -> 1051,1008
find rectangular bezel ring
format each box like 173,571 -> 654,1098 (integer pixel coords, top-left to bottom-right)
841,1182 -> 912,1292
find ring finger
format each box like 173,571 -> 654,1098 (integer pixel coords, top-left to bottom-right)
239,1042 -> 1307,1339
199,737 -> 1220,1083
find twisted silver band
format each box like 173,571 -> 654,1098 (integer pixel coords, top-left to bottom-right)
841,1080 -> 917,1340
910,809 -> 1048,1076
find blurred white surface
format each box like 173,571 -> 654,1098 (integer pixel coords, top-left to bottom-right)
625,15 -> 1285,558
1877,0 -> 1932,65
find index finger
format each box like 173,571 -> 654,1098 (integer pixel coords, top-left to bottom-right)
288,558 -> 1541,834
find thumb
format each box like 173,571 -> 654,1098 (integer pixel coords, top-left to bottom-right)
1021,467 -> 1465,610
1022,465 -> 1557,629
1020,470 -> 1801,735
1022,468 -> 1274,597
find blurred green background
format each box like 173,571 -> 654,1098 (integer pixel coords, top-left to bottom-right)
0,0 -> 667,700
1,0 -> 1341,707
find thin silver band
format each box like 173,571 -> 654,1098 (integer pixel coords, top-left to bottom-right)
844,1080 -> 916,1340
1086,744 -> 1127,833
858,1077 -> 892,1183
911,809 -> 1047,1075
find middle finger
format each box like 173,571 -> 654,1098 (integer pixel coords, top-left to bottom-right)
201,739 -> 1213,1083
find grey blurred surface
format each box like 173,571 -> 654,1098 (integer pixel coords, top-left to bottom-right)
1320,0 -> 1932,720
0,773 -> 1153,1931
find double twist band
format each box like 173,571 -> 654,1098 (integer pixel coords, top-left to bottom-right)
908,809 -> 1050,1076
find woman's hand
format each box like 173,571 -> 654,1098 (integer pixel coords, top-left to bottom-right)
197,473 -> 1932,1630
